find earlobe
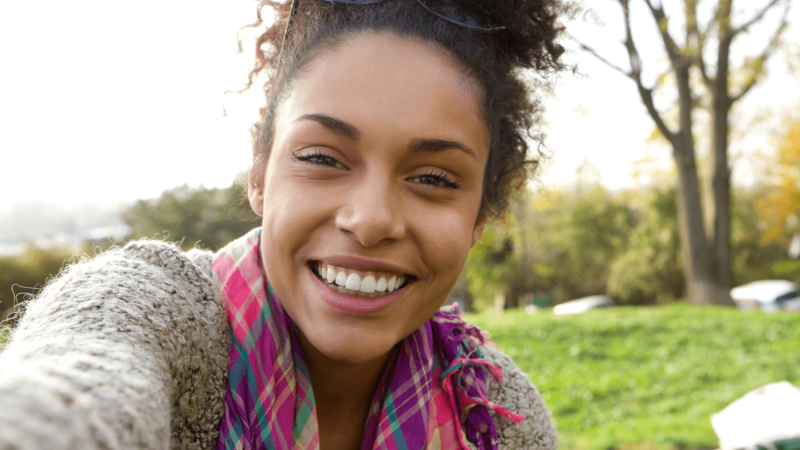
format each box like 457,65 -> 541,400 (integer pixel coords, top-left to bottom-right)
470,214 -> 486,247
248,181 -> 264,217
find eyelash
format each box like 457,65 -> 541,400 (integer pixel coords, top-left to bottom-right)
293,151 -> 461,190
411,170 -> 462,190
293,150 -> 347,170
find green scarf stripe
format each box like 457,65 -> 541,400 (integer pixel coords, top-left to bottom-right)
384,393 -> 410,450
292,348 -> 315,441
222,425 -> 243,450
227,340 -> 249,393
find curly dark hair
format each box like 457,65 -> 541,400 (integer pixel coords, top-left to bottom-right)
243,0 -> 566,218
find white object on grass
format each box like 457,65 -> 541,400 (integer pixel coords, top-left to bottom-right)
553,295 -> 615,316
711,381 -> 800,450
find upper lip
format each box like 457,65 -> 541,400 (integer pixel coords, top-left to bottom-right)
311,255 -> 416,277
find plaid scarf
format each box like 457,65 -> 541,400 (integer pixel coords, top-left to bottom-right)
212,228 -> 523,450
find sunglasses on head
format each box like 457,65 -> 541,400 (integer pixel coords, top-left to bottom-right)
278,0 -> 505,67
319,0 -> 505,31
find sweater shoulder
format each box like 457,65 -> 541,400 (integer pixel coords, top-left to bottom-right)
482,345 -> 558,450
0,239 -> 227,450
121,239 -> 214,280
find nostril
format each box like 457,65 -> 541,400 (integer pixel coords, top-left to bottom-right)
334,195 -> 405,247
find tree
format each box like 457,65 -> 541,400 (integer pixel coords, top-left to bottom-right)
464,224 -> 517,311
124,184 -> 261,251
578,0 -> 791,305
464,185 -> 635,311
0,246 -> 84,324
757,119 -> 800,244
732,188 -> 788,284
608,187 -> 684,304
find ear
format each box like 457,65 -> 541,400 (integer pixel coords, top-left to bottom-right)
248,176 -> 264,218
470,213 -> 487,248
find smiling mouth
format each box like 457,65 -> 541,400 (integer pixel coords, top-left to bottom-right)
309,261 -> 413,298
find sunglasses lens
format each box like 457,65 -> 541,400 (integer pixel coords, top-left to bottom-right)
417,0 -> 505,31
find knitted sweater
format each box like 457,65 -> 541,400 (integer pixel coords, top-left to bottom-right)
0,239 -> 557,450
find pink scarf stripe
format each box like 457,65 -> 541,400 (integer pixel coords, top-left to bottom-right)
213,228 -> 524,450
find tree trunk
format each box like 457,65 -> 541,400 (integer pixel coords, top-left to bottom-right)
673,137 -> 717,304
672,65 -> 718,305
708,39 -> 735,305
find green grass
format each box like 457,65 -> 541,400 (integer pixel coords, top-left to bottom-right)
465,305 -> 800,450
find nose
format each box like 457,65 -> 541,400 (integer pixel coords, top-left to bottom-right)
335,171 -> 406,247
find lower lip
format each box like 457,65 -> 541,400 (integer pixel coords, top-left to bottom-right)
311,269 -> 406,316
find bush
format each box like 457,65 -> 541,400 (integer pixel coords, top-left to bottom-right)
607,188 -> 683,304
123,184 -> 260,251
0,246 -> 86,323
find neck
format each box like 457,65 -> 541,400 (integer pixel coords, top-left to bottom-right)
298,332 -> 393,450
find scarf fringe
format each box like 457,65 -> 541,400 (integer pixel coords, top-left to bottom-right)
434,304 -> 526,450
214,228 -> 525,450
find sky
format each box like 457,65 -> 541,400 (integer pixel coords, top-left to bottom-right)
1,0 -> 799,212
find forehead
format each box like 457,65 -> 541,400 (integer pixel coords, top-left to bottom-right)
278,32 -> 488,155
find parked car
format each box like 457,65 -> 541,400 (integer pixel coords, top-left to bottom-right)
730,280 -> 800,312
553,295 -> 616,316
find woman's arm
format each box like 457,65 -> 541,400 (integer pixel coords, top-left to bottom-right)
0,241 -> 229,450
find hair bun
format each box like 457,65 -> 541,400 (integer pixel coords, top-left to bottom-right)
488,0 -> 567,71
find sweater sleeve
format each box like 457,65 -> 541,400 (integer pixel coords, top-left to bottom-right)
0,240 -> 229,450
483,346 -> 558,450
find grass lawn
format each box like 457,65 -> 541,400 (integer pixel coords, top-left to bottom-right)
466,305 -> 800,450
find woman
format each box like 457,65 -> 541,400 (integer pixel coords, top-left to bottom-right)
0,0 -> 565,449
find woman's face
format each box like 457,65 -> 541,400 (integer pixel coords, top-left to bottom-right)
250,32 -> 489,364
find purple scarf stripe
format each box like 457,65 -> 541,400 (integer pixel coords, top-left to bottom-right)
212,228 -> 513,450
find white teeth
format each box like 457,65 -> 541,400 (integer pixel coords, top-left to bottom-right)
345,273 -> 362,290
360,275 -> 376,293
317,263 -> 409,298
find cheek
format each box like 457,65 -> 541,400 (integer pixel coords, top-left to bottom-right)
414,204 -> 478,282
258,177 -> 325,286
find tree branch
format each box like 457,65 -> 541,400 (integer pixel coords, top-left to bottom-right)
697,56 -> 712,87
686,0 -> 713,88
576,41 -> 632,79
730,12 -> 789,104
573,1 -> 678,145
620,0 -> 678,143
642,0 -> 684,64
732,0 -> 784,36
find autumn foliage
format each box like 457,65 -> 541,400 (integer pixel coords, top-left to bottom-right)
758,120 -> 800,244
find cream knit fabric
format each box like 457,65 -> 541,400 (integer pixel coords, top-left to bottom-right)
0,239 -> 556,450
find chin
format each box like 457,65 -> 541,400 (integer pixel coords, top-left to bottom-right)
303,319 -> 402,365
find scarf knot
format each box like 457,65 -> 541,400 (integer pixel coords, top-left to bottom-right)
212,229 -> 524,450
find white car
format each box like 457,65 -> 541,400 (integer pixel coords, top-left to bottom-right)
553,295 -> 616,316
730,280 -> 800,312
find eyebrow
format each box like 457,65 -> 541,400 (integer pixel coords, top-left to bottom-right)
410,138 -> 477,159
295,113 -> 476,159
296,113 -> 359,140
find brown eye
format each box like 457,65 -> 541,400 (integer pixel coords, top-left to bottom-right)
293,151 -> 348,170
409,171 -> 461,190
